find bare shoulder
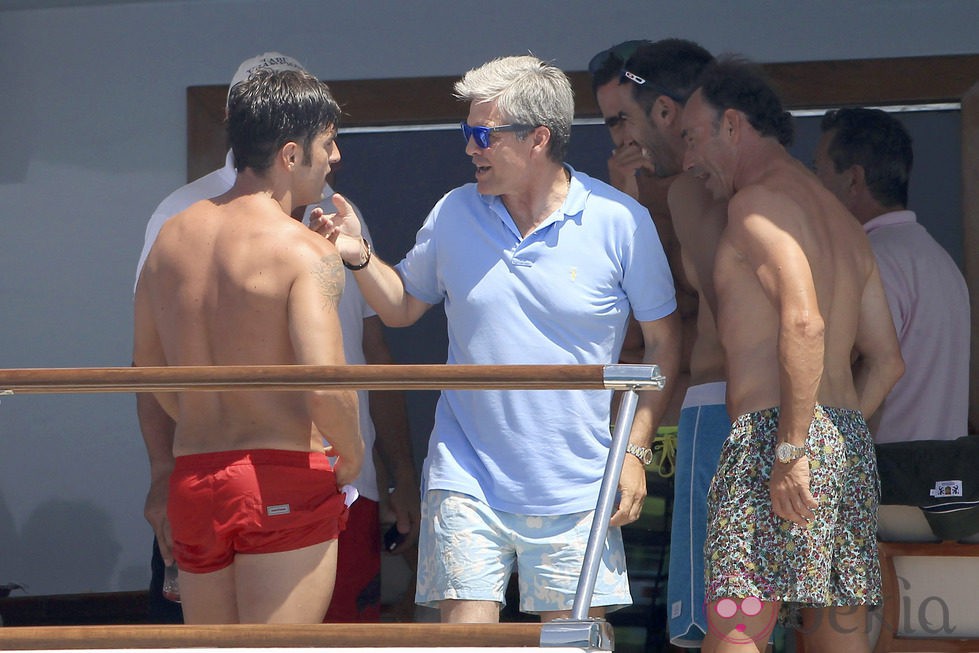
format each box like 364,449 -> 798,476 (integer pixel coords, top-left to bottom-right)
289,228 -> 345,308
727,181 -> 806,227
669,172 -> 726,248
728,183 -> 774,214
308,247 -> 345,308
724,183 -> 812,265
667,172 -> 713,218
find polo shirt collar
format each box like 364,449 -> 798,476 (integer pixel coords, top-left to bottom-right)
483,164 -> 588,237
863,209 -> 917,235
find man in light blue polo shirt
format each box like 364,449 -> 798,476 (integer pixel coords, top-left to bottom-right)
316,54 -> 681,624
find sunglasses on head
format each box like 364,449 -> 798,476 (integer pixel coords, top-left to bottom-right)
619,69 -> 687,104
587,40 -> 649,75
460,121 -> 535,149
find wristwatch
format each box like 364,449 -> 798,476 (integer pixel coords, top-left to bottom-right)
775,441 -> 806,464
626,443 -> 654,466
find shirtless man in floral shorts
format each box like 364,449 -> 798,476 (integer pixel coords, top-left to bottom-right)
679,58 -> 904,653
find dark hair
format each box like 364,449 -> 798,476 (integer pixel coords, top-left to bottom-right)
696,56 -> 794,147
820,107 -> 912,207
620,38 -> 714,112
227,68 -> 341,173
588,39 -> 651,95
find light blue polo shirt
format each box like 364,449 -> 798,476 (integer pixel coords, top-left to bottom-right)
397,166 -> 676,515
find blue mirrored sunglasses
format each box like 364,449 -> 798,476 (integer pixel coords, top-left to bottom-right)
460,121 -> 535,149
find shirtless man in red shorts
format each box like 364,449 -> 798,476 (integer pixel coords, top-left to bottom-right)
133,68 -> 363,624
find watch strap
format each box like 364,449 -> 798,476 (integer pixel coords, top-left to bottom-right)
626,443 -> 654,466
776,441 -> 806,463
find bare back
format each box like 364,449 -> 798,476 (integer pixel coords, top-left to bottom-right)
134,192 -> 350,456
713,155 -> 875,418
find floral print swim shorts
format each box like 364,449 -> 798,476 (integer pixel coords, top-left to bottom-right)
704,405 -> 881,621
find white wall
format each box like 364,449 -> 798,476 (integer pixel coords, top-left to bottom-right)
0,0 -> 976,595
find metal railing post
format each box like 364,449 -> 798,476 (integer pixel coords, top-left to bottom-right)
540,364 -> 665,651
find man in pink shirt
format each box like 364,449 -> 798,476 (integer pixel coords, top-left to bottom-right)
814,107 -> 970,443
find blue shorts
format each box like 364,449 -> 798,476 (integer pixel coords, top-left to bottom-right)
415,489 -> 632,614
667,382 -> 730,648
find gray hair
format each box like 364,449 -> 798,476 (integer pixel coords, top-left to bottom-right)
454,55 -> 573,162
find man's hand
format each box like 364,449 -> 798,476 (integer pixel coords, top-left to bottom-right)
143,475 -> 173,564
610,454 -> 648,527
329,451 -> 362,488
608,142 -> 655,200
308,193 -> 364,261
385,482 -> 421,554
769,457 -> 818,526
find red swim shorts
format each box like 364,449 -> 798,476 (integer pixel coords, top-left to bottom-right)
168,449 -> 348,574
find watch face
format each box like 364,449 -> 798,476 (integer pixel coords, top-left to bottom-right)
628,444 -> 652,465
776,442 -> 801,463
776,442 -> 789,463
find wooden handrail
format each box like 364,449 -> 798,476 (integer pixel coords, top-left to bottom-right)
0,363 -> 658,652
0,364 -> 623,394
0,622 -> 545,650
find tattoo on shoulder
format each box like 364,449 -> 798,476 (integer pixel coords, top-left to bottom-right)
311,253 -> 344,309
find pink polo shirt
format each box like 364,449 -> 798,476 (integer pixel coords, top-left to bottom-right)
864,210 -> 970,443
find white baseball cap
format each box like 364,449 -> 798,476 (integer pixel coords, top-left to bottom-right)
227,52 -> 307,105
